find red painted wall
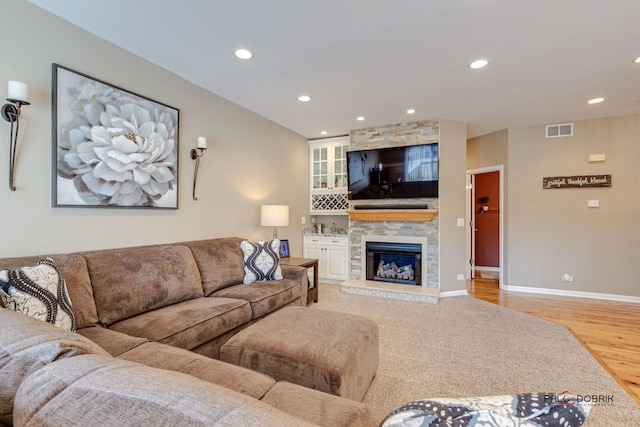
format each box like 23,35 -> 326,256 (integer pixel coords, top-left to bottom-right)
475,171 -> 499,267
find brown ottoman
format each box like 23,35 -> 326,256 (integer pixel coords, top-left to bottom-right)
220,306 -> 379,401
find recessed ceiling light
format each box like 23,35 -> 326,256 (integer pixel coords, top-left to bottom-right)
321,131 -> 328,135
234,48 -> 253,60
469,59 -> 489,69
298,95 -> 311,102
356,116 -> 365,121
587,97 -> 604,104
407,109 -> 416,114
634,56 -> 640,64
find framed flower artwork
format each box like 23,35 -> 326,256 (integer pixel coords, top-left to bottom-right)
52,64 -> 179,208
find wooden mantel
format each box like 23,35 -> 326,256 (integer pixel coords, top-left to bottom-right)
346,209 -> 438,222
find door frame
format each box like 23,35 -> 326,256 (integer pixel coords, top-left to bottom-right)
466,165 -> 504,287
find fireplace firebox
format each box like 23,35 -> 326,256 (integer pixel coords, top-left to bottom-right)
365,241 -> 422,286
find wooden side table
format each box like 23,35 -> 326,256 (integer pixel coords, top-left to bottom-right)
280,257 -> 319,304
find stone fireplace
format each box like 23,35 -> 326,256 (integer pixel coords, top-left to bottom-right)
345,120 -> 440,298
364,237 -> 426,286
367,243 -> 420,284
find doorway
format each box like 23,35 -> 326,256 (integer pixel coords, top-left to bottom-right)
466,166 -> 503,285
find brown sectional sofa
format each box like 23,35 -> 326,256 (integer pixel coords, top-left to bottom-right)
1,237 -> 306,359
0,237 -> 388,426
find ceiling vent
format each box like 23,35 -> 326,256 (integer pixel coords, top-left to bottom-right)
545,123 -> 573,138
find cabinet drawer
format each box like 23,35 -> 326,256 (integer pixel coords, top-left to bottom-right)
303,236 -> 348,247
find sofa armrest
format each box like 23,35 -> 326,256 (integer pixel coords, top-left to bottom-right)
280,265 -> 307,306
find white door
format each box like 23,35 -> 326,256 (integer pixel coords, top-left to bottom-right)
325,246 -> 347,280
466,165 -> 504,286
304,245 -> 324,276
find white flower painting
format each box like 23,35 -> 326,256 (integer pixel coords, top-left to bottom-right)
53,64 -> 179,208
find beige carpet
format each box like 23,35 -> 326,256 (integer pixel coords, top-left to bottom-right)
314,283 -> 640,426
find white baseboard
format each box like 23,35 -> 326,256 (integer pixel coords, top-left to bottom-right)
439,290 -> 469,298
474,266 -> 499,272
502,284 -> 640,304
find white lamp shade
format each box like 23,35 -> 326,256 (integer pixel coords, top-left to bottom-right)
261,205 -> 289,226
8,81 -> 28,103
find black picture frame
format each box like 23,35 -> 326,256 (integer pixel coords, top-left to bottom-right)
279,239 -> 290,258
52,63 -> 179,208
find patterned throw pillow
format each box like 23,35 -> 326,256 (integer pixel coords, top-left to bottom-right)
0,258 -> 76,331
240,239 -> 283,284
381,392 -> 591,427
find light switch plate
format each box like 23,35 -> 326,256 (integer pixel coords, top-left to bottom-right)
457,218 -> 465,227
588,200 -> 599,208
588,154 -> 606,162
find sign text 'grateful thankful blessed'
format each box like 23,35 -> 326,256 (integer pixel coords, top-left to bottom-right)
542,175 -> 611,189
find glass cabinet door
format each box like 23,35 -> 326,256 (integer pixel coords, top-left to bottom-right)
312,147 -> 328,189
333,144 -> 348,188
309,136 -> 349,214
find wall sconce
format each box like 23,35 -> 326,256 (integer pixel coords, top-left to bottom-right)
477,196 -> 490,213
261,205 -> 289,239
1,81 -> 30,191
190,136 -> 207,200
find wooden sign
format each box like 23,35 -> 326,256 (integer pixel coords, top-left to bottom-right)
543,175 -> 611,189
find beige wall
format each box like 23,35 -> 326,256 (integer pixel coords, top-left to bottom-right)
507,115 -> 639,297
469,119 -> 640,298
467,129 -> 509,284
438,120 -> 468,293
467,129 -> 508,170
0,0 -> 308,258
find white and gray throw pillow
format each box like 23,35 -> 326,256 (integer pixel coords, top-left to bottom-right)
240,239 -> 283,284
0,258 -> 76,331
381,392 -> 591,427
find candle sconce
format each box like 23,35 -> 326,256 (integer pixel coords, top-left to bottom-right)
190,137 -> 207,200
2,81 -> 30,191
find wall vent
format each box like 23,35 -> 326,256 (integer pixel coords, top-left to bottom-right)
545,123 -> 573,138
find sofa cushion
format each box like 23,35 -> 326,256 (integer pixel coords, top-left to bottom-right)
262,381 -> 388,427
0,258 -> 76,331
0,254 -> 99,329
118,342 -> 276,399
76,326 -> 148,357
82,245 -> 204,325
0,307 -> 109,425
14,355 -> 316,427
241,239 -> 283,284
211,280 -> 301,319
182,237 -> 246,295
109,296 -> 252,350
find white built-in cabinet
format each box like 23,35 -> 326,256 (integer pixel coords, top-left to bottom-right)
303,235 -> 349,281
308,136 -> 349,214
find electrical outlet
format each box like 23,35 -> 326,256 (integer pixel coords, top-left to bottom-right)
561,273 -> 574,282
457,274 -> 465,280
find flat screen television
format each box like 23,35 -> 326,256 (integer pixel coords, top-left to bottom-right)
347,143 -> 438,200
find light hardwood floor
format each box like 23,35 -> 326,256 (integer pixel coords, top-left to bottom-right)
467,278 -> 640,405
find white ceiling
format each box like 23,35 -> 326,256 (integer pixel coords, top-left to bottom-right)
28,0 -> 640,139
